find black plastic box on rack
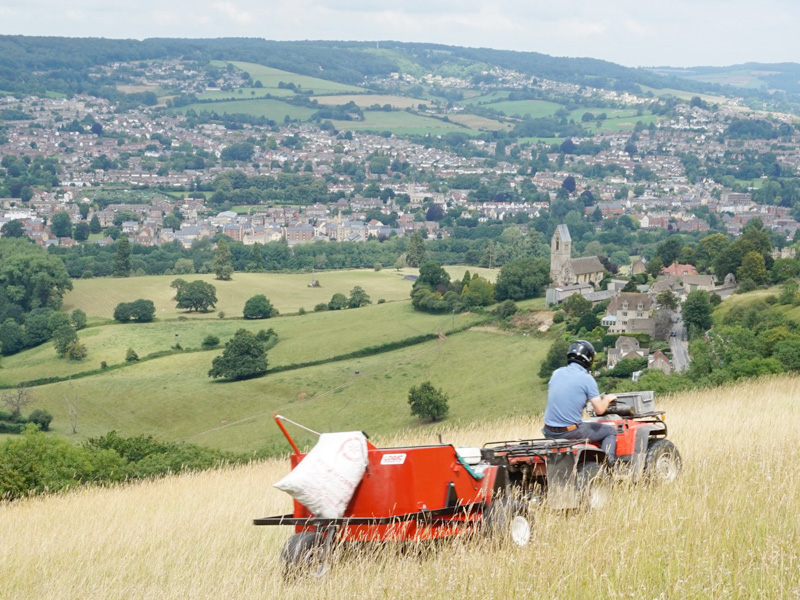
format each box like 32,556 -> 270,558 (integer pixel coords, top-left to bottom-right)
613,391 -> 655,415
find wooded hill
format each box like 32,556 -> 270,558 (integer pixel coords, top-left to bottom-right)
0,35 -> 771,102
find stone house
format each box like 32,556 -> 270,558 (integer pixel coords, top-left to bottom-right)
606,336 -> 649,369
648,350 -> 673,375
602,292 -> 654,335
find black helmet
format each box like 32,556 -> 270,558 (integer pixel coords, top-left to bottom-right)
567,340 -> 595,370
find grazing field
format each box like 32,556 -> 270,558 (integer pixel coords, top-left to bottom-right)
447,113 -> 512,131
458,91 -> 513,105
331,111 -> 469,135
60,268 -> 490,320
214,61 -> 365,95
637,85 -> 727,104
0,299 -> 483,387
311,94 -> 426,109
12,326 -> 549,452
3,377 -> 799,599
566,107 -> 661,133
483,99 -> 562,119
196,88 -> 295,100
3,267 -> 530,451
172,98 -> 317,121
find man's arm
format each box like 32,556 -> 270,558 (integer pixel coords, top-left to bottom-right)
589,393 -> 616,415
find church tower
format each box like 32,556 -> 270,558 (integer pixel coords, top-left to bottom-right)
550,224 -> 572,286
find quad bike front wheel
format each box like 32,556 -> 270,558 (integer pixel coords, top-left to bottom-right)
644,439 -> 682,483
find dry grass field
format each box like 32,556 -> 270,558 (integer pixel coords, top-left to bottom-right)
2,376 -> 799,599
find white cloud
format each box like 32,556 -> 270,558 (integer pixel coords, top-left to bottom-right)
623,19 -> 651,37
213,1 -> 253,25
554,19 -> 607,38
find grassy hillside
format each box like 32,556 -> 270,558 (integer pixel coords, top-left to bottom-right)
483,99 -> 562,119
312,94 -> 427,109
2,377 -> 798,598
216,61 -> 366,95
60,267 -> 498,319
174,98 -> 317,121
9,326 -> 548,453
3,267 -> 547,452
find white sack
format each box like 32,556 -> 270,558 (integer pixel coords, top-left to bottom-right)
273,431 -> 369,519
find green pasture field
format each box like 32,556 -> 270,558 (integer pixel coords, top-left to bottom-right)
0,299 -> 484,387
637,85 -> 727,104
483,99 -> 562,119
566,107 -> 661,133
213,60 -> 365,95
196,88 -> 295,100
331,112 -> 470,135
61,269 -> 499,320
447,113 -> 511,131
518,137 -> 563,145
311,94 -> 426,109
458,91 -> 513,105
172,98 -> 316,121
22,328 -> 550,452
683,70 -> 767,90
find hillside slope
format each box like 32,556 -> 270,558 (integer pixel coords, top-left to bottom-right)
2,377 -> 798,599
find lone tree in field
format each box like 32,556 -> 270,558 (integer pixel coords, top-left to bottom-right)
213,238 -> 234,281
348,286 -> 372,308
173,280 -> 217,313
208,329 -> 268,380
243,294 -> 277,319
408,381 -> 450,422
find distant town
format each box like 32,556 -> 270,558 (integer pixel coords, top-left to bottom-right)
2,55 -> 800,251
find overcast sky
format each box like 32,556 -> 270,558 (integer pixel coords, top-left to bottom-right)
0,0 -> 796,68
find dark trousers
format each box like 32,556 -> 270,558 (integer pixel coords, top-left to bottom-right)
543,422 -> 617,465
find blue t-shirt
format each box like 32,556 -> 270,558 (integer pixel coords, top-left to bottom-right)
544,362 -> 600,427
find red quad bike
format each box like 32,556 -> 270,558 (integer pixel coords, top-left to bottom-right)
255,392 -> 680,576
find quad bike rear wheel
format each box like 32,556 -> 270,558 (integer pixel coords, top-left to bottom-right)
576,461 -> 610,511
644,439 -> 682,483
483,498 -> 532,546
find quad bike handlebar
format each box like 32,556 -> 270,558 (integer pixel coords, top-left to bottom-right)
603,401 -> 633,417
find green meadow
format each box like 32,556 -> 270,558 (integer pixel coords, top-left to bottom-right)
173,98 -> 317,121
1,267 -> 551,452
448,113 -> 511,131
60,269 -> 439,320
637,85 -> 727,104
683,70 -> 768,90
458,91 -> 513,105
567,107 -> 661,133
484,99 -> 562,119
312,94 -> 427,109
196,88 -> 296,100
19,328 -> 547,452
213,60 -> 365,95
331,111 -> 470,135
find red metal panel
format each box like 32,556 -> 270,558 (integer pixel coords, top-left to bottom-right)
287,445 -> 496,541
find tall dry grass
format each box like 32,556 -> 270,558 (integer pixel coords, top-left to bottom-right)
3,377 -> 800,599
